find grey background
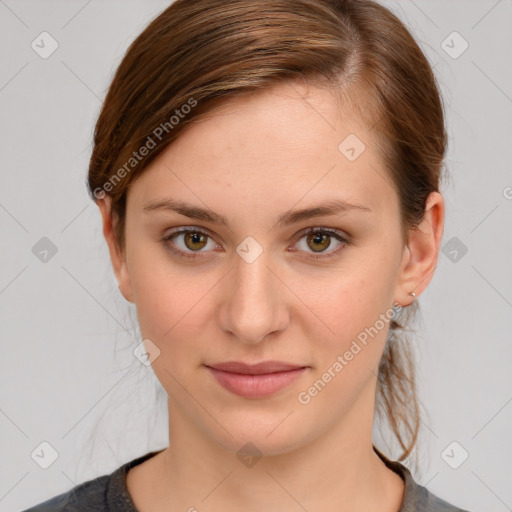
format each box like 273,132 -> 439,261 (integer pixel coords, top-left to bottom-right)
1,1 -> 511,511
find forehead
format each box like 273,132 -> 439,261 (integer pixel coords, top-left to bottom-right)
128,82 -> 398,222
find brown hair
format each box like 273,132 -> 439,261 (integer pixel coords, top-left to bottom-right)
87,0 -> 447,462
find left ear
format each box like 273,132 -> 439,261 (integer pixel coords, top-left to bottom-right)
394,191 -> 445,306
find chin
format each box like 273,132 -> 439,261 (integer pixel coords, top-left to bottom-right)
216,430 -> 305,458
202,407 -> 314,458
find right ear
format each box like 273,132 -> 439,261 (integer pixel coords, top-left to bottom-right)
97,196 -> 134,303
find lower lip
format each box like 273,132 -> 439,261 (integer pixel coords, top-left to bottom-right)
206,367 -> 307,399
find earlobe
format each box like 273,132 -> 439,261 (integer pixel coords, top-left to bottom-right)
97,196 -> 135,304
394,191 -> 445,307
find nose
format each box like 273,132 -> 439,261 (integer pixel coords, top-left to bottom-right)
218,251 -> 289,345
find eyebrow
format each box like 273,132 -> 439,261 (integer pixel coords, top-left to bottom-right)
143,198 -> 372,229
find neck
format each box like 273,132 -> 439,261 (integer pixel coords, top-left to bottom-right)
128,384 -> 405,512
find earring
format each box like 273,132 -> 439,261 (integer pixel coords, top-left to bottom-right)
393,292 -> 416,311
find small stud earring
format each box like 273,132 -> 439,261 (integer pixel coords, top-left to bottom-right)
409,292 -> 416,298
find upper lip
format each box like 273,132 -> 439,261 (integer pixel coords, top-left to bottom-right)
206,361 -> 307,375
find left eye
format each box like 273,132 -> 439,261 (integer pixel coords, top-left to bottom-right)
293,228 -> 349,259
161,227 -> 349,260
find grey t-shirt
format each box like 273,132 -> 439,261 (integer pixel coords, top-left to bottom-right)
23,448 -> 471,511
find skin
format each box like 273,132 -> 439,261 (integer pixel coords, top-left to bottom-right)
98,81 -> 444,512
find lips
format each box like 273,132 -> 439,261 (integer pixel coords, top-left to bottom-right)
205,360 -> 308,399
207,361 -> 305,375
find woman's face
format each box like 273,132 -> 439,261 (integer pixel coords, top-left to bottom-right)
104,82 -> 424,456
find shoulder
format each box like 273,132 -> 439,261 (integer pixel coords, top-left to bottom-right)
20,474 -> 111,512
398,465 -> 473,512
405,479 -> 473,512
21,450 -> 163,512
373,446 -> 473,512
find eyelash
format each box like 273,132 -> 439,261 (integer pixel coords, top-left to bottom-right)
160,226 -> 350,261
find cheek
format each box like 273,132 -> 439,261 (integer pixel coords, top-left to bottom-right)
128,246 -> 210,344
131,266 -> 211,394
295,278 -> 392,415
296,264 -> 394,378
296,269 -> 378,337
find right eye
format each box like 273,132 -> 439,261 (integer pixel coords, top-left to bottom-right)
161,227 -> 220,259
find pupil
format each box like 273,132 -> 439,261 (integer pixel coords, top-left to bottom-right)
186,232 -> 206,250
310,233 -> 329,252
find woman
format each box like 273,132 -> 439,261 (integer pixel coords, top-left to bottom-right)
25,0 -> 471,510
